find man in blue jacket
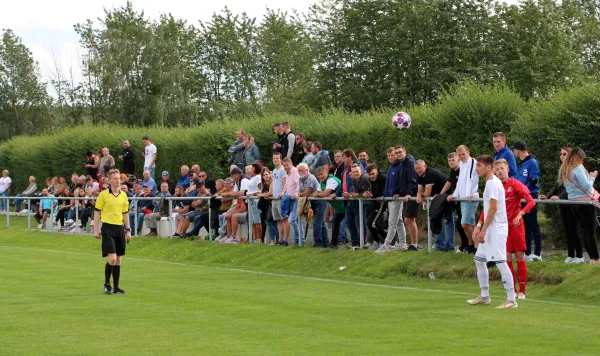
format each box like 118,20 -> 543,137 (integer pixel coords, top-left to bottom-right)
376,147 -> 406,254
493,132 -> 517,178
513,141 -> 542,261
396,145 -> 419,251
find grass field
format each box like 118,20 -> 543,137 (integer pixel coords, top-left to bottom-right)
1,218 -> 600,355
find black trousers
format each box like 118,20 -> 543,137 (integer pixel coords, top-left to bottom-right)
559,204 -> 582,258
454,202 -> 470,248
329,213 -> 346,246
567,204 -> 599,260
366,204 -> 386,243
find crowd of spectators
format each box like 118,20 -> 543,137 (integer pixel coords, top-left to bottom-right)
2,127 -> 599,264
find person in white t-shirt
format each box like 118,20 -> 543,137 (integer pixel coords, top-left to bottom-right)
220,167 -> 250,243
467,155 -> 517,309
0,170 -> 11,211
447,145 -> 479,254
245,163 -> 263,242
264,152 -> 289,245
141,136 -> 157,179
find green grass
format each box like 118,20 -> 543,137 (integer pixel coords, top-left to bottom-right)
1,218 -> 600,354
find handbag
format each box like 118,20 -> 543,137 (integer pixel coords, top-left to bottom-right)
568,178 -> 600,207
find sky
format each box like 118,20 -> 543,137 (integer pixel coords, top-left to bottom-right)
1,0 -> 520,95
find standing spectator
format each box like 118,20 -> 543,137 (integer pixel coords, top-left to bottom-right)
347,163 -> 371,248
559,147 -> 600,264
299,163 -> 327,247
243,134 -> 261,166
84,150 -> 99,180
358,151 -> 370,171
493,132 -> 517,178
439,153 -> 470,253
540,147 -> 582,263
272,123 -> 287,157
259,168 -> 279,245
363,163 -> 387,250
377,147 -> 406,254
292,132 -> 307,166
161,171 -> 175,194
15,176 -> 37,213
301,142 -> 316,167
448,145 -> 479,254
311,142 -> 331,172
228,129 -> 246,169
142,170 -> 157,195
313,167 -> 345,249
0,169 -> 11,211
281,122 -> 296,159
245,163 -> 263,243
119,139 -> 135,175
338,149 -> 362,250
415,160 -> 452,251
177,166 -> 191,190
265,152 -> 288,245
281,157 -> 300,245
141,135 -> 157,179
98,147 -> 116,176
513,141 -> 542,261
396,145 -> 419,251
329,150 -> 348,244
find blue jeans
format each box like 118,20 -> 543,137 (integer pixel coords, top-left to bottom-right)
312,201 -> 329,247
188,213 -> 209,236
14,193 -> 27,211
287,199 -> 300,245
0,191 -> 8,211
435,215 -> 455,251
338,217 -> 347,242
218,214 -> 227,237
345,202 -> 360,247
266,218 -> 279,243
144,166 -> 156,180
129,211 -> 144,235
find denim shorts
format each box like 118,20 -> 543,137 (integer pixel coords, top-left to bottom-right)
460,201 -> 479,226
248,199 -> 261,225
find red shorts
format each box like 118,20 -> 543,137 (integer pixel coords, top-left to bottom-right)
507,224 -> 526,253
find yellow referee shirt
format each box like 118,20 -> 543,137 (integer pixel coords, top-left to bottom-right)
95,189 -> 129,225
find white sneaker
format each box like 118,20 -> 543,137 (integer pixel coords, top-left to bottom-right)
525,254 -> 533,262
37,223 -> 43,229
565,257 -> 574,264
65,219 -> 74,226
19,209 -> 29,214
225,237 -> 238,244
517,292 -> 526,300
572,257 -> 585,264
364,242 -> 372,249
394,243 -> 408,251
496,300 -> 518,309
467,296 -> 491,305
375,244 -> 392,254
532,254 -> 543,261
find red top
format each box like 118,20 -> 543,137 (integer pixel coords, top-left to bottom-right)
479,177 -> 536,226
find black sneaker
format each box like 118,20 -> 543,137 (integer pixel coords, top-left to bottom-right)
407,245 -> 419,252
277,241 -> 289,246
113,287 -> 126,295
103,283 -> 113,295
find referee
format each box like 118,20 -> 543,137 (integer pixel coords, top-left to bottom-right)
93,169 -> 132,295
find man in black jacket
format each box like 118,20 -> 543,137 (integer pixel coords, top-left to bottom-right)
363,163 -> 387,250
118,140 -> 135,175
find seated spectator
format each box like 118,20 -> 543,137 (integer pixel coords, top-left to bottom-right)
65,187 -> 86,229
199,170 -> 217,194
177,166 -> 191,189
119,174 -> 128,186
185,172 -> 199,194
78,175 -> 87,188
126,175 -> 137,190
144,182 -> 173,236
0,170 -> 12,211
35,189 -> 57,229
142,170 -> 157,195
54,188 -> 73,228
177,181 -> 211,238
54,176 -> 69,196
69,173 -> 79,191
219,167 -> 249,243
15,176 -> 37,213
71,188 -> 92,233
191,164 -> 200,176
215,178 -> 235,240
161,171 -> 175,194
243,134 -> 261,166
98,147 -> 116,176
171,185 -> 188,236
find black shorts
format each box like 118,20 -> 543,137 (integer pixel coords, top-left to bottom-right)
101,223 -> 126,257
403,200 -> 419,219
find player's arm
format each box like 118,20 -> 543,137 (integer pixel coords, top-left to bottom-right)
473,211 -> 485,238
514,184 -> 536,226
478,199 -> 497,243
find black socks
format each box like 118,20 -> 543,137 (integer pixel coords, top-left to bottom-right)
105,262 -> 113,285
112,265 -> 121,289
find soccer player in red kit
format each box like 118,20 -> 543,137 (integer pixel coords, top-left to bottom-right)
476,159 -> 536,299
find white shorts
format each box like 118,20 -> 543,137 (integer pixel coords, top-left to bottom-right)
475,232 -> 507,263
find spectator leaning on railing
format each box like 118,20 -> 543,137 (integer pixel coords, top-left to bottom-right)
439,152 -> 470,253
415,160 -> 451,251
559,147 -> 600,264
396,145 -> 419,251
313,166 -> 345,249
14,175 -> 37,213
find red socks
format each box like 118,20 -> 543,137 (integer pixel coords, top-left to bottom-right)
507,261 -> 517,292
517,260 -> 527,295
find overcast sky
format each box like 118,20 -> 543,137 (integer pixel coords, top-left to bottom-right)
1,0 -> 520,94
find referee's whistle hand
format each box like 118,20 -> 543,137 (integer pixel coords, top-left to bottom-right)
93,230 -> 101,239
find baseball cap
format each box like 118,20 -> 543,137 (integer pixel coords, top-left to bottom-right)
230,167 -> 243,175
162,171 -> 169,176
512,141 -> 528,151
142,135 -> 150,141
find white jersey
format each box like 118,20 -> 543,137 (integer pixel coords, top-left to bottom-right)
476,175 -> 508,262
144,143 -> 157,168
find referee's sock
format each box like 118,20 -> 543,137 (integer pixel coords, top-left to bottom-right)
113,265 -> 121,289
105,262 -> 113,285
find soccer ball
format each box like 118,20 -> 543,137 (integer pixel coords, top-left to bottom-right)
391,111 -> 411,130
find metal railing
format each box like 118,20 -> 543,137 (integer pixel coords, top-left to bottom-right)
1,194 -> 597,253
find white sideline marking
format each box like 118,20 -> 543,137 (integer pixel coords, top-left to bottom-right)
1,245 -> 599,310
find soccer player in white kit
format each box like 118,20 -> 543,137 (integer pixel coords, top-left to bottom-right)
467,155 -> 518,309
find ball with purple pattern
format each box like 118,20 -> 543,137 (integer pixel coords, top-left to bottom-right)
391,111 -> 411,130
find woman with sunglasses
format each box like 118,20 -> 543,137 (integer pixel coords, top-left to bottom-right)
558,147 -> 600,264
540,147 -> 584,263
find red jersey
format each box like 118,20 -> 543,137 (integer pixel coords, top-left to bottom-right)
479,177 -> 536,224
